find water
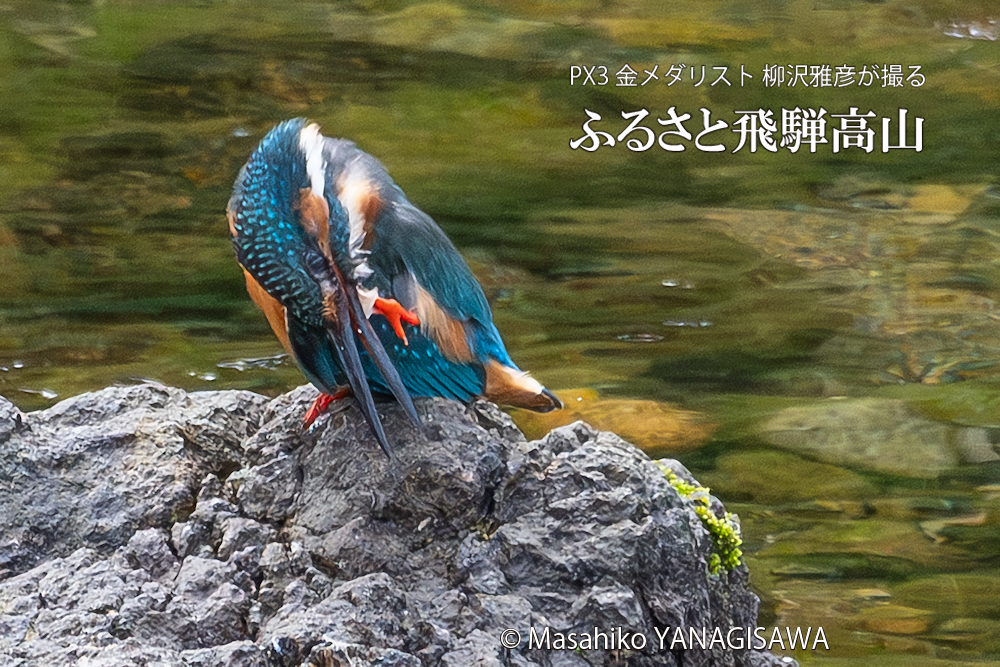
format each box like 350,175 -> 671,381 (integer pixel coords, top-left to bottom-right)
1,0 -> 999,663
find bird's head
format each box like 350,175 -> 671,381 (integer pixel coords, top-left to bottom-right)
230,118 -> 340,237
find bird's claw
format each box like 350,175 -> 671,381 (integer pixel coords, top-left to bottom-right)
373,297 -> 420,345
303,386 -> 352,428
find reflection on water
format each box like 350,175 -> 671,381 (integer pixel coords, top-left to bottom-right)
1,0 -> 1000,663
216,353 -> 288,372
943,19 -> 998,41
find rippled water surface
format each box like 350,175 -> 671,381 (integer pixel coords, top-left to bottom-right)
2,0 -> 1000,663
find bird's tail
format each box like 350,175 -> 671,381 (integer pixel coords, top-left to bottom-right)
483,360 -> 563,412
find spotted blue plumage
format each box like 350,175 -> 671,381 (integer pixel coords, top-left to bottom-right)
230,119 -> 328,329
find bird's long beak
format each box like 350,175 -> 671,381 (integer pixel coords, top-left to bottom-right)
326,280 -> 397,460
303,248 -> 399,460
344,287 -> 421,428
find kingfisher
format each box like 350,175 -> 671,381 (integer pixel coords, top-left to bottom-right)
228,119 -> 561,456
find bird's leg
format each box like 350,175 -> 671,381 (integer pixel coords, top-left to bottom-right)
303,386 -> 352,428
373,297 -> 420,345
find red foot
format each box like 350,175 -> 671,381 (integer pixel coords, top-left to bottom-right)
303,386 -> 352,427
373,297 -> 420,345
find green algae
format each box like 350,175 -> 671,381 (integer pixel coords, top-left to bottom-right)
659,462 -> 743,574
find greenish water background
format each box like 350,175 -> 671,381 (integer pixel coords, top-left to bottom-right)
2,0 -> 1000,663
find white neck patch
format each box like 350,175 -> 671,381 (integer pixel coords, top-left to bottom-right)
338,165 -> 370,254
298,123 -> 326,199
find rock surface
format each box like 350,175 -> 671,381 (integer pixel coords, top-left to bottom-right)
0,383 -> 789,666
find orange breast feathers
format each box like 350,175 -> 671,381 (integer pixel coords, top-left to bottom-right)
295,188 -> 331,257
241,267 -> 293,357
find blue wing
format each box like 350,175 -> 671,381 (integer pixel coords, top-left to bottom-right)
317,135 -> 560,412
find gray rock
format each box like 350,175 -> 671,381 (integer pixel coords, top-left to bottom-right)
0,384 -> 790,666
121,528 -> 178,579
0,384 -> 268,577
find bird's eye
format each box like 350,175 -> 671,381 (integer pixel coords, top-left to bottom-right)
302,248 -> 328,279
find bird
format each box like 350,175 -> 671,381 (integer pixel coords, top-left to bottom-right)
228,119 -> 562,455
228,119 -> 420,459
